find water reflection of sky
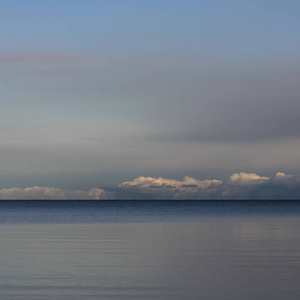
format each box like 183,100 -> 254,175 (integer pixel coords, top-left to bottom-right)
0,217 -> 300,299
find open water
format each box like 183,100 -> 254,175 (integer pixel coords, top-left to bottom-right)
0,200 -> 300,300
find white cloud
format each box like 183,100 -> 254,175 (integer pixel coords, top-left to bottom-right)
275,172 -> 293,180
0,171 -> 297,199
120,176 -> 222,189
119,176 -> 222,199
118,172 -> 300,199
0,186 -> 110,200
229,172 -> 270,185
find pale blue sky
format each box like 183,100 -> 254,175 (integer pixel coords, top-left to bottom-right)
0,0 -> 299,193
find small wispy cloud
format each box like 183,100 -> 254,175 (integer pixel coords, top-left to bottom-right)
275,172 -> 293,180
229,172 -> 270,185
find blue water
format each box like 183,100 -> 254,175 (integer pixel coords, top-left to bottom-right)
0,201 -> 300,300
0,200 -> 300,224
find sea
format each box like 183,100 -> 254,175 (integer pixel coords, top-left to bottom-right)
0,200 -> 300,300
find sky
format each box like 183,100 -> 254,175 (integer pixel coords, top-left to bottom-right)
0,0 -> 300,199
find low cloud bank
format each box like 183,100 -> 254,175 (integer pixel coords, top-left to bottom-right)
0,172 -> 299,199
118,176 -> 222,199
0,187 -> 110,200
116,172 -> 300,199
121,176 -> 222,189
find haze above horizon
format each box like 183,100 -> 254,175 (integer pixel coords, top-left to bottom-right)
1,0 -> 299,199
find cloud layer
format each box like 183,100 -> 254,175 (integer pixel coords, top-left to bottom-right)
0,187 -> 110,200
0,172 -> 299,199
112,172 -> 300,199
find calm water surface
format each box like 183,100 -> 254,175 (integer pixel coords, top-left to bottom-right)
0,201 -> 300,300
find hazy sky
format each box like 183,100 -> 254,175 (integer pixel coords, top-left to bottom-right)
1,0 -> 299,198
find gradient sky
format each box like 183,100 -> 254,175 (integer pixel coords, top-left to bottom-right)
1,0 -> 300,198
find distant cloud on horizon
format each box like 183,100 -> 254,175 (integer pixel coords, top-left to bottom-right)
116,172 -> 300,200
0,186 -> 111,200
229,172 -> 270,185
0,172 -> 300,200
0,172 -> 299,200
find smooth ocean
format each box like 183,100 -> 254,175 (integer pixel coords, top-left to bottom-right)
0,200 -> 300,300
